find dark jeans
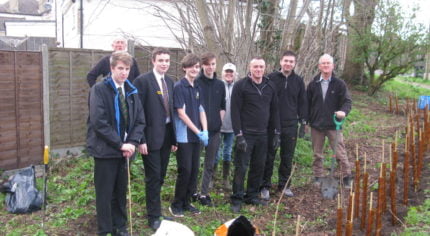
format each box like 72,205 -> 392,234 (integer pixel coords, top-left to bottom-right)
172,142 -> 201,209
200,132 -> 221,195
231,134 -> 267,204
142,123 -> 174,222
94,157 -> 128,235
262,125 -> 298,189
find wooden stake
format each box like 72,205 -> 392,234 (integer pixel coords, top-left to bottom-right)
360,171 -> 368,230
336,194 -> 343,236
390,167 -> 397,225
354,158 -> 360,219
345,193 -> 354,236
403,139 -> 409,205
395,95 -> 399,114
376,165 -> 383,236
295,215 -> 301,236
366,193 -> 374,236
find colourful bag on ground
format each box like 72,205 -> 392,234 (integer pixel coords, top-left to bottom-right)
214,215 -> 261,236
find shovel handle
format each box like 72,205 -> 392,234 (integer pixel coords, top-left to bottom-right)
333,114 -> 345,130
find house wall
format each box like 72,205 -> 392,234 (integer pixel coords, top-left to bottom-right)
5,21 -> 55,37
60,0 -> 183,50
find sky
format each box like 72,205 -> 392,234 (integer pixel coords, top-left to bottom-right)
400,0 -> 430,26
0,0 -> 427,26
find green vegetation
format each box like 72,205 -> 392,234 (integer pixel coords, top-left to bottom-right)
397,76 -> 430,85
382,78 -> 430,99
1,77 -> 429,235
401,198 -> 430,235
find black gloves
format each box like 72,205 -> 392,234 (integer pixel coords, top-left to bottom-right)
236,135 -> 247,152
272,133 -> 280,150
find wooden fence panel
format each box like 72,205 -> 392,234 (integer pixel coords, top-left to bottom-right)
48,49 -> 96,149
0,51 -> 43,170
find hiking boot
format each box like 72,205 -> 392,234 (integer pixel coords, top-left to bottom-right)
313,177 -> 322,188
245,198 -> 269,206
343,176 -> 353,189
198,195 -> 213,207
283,188 -> 294,197
222,161 -> 231,190
260,187 -> 270,200
169,206 -> 184,217
184,204 -> 201,215
191,193 -> 200,202
230,202 -> 241,213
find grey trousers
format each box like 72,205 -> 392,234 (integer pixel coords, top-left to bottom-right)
200,132 -> 221,195
311,128 -> 351,177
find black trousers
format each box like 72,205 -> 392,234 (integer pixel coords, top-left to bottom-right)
142,123 -> 174,222
200,131 -> 221,195
231,134 -> 267,204
94,157 -> 128,235
262,125 -> 298,189
172,142 -> 201,209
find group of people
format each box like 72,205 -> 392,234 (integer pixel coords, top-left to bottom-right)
86,39 -> 352,236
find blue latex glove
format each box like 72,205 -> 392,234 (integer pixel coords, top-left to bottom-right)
197,130 -> 209,146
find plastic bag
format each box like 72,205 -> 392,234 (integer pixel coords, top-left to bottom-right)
152,220 -> 194,236
2,166 -> 43,213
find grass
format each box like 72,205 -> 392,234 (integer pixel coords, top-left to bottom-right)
401,198 -> 430,235
382,77 -> 430,99
396,76 -> 430,85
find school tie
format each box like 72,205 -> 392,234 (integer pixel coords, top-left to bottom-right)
118,87 -> 128,128
161,77 -> 170,119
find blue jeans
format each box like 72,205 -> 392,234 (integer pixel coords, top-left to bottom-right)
215,132 -> 234,164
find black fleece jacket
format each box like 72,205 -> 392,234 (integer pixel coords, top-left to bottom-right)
196,72 -> 226,133
307,74 -> 352,130
268,70 -> 308,129
231,76 -> 280,135
87,55 -> 140,87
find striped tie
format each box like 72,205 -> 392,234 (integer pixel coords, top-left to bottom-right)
161,77 -> 170,119
118,87 -> 128,128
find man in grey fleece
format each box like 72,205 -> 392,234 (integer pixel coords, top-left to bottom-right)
215,63 -> 237,190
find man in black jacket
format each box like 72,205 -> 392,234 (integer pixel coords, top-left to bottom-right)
87,51 -> 145,236
87,38 -> 140,87
133,48 -> 177,231
195,52 -> 226,206
230,57 -> 280,213
261,51 -> 307,200
307,54 -> 352,188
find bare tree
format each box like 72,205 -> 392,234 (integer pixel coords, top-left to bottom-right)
131,0 -> 350,82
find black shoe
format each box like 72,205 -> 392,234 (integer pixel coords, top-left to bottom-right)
245,198 -> 269,206
169,206 -> 184,217
343,176 -> 353,189
191,193 -> 200,202
198,195 -> 213,206
161,215 -> 173,221
184,204 -> 201,215
113,229 -> 129,236
313,177 -> 322,188
148,219 -> 162,231
230,202 -> 241,213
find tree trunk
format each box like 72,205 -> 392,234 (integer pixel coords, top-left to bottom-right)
342,0 -> 379,84
195,0 -> 219,54
258,0 -> 280,69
